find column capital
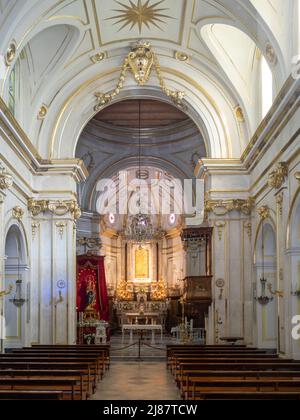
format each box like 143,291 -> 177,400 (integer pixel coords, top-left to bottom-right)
28,198 -> 81,220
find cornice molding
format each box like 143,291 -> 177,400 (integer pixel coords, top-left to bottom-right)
241,76 -> 300,168
28,199 -> 81,220
0,97 -> 88,183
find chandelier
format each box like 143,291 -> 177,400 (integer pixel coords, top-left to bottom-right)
125,213 -> 164,243
124,100 -> 165,244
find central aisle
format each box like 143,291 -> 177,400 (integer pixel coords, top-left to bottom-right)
92,361 -> 180,400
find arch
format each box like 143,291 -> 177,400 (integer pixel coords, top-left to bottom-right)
254,214 -> 277,265
39,62 -> 241,160
254,218 -> 278,349
3,222 -> 29,349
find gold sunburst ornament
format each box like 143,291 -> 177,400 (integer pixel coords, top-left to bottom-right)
107,0 -> 173,33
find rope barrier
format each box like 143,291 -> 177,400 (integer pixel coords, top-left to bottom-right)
112,342 -> 139,351
141,342 -> 165,352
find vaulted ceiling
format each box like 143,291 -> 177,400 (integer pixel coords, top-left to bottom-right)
0,0 -> 297,163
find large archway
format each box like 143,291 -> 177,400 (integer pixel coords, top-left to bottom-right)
4,224 -> 28,349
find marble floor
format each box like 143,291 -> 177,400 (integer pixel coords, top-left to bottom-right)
92,361 -> 181,400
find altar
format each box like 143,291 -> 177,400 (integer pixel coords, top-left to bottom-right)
122,324 -> 163,345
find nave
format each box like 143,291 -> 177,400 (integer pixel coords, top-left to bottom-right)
1,341 -> 300,400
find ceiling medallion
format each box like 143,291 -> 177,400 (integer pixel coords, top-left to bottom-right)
94,41 -> 186,111
5,42 -> 16,66
91,52 -> 107,64
175,51 -> 189,62
37,104 -> 48,120
106,0 -> 174,34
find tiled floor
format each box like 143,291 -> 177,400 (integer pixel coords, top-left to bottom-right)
92,361 -> 180,400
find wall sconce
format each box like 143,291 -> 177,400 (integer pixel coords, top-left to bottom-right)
0,285 -> 12,298
255,278 -> 274,305
268,283 -> 284,298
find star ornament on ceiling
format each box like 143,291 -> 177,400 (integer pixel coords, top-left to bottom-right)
106,0 -> 174,34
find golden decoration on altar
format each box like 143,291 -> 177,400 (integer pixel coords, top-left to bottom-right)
152,279 -> 167,301
116,279 -> 133,301
0,164 -> 13,191
94,41 -> 185,111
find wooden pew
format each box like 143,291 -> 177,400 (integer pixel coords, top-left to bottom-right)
0,370 -> 88,399
0,390 -> 64,400
0,362 -> 96,393
0,377 -> 80,400
0,356 -> 102,380
184,378 -> 300,400
189,391 -> 300,400
179,370 -> 300,395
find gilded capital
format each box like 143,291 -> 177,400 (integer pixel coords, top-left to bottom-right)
28,199 -> 81,220
205,198 -> 254,216
268,162 -> 288,189
0,165 -> 13,191
258,205 -> 270,220
295,172 -> 300,183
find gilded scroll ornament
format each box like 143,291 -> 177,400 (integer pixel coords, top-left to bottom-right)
12,206 -> 24,221
94,41 -> 185,111
0,164 -> 13,191
268,162 -> 288,189
258,205 -> 270,220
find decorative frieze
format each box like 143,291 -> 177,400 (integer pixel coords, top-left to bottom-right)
258,205 -> 270,220
28,199 -> 81,220
205,198 -> 254,216
268,162 -> 288,189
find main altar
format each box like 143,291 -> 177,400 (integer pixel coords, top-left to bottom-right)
114,279 -> 169,329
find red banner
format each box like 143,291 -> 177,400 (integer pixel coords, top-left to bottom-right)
76,256 -> 109,321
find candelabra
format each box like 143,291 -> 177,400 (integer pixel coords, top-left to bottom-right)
255,278 -> 273,305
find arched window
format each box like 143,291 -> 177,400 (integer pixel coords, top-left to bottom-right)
261,56 -> 273,118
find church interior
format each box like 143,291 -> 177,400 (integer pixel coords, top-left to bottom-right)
0,0 -> 300,402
